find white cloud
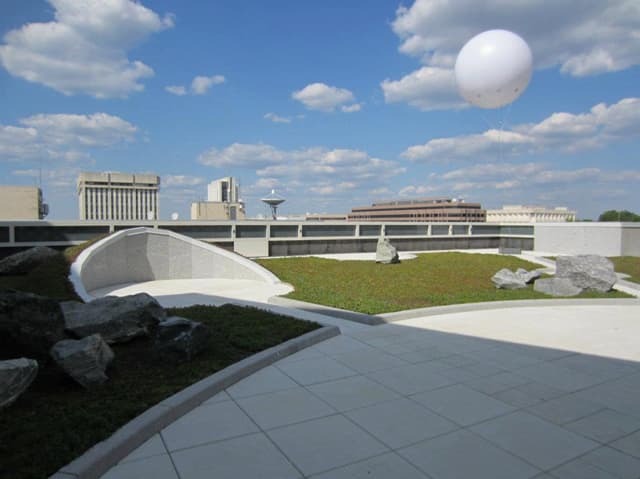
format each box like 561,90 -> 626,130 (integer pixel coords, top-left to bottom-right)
385,0 -> 640,110
0,112 -> 137,163
381,67 -> 465,111
403,97 -> 640,162
341,103 -> 362,113
191,75 -> 225,95
198,143 -> 404,197
165,74 -> 225,96
264,113 -> 292,124
292,83 -> 356,112
163,175 -> 205,187
0,0 -> 173,98
165,85 -> 187,96
392,0 -> 640,76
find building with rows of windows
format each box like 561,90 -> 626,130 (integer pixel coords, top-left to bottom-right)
77,172 -> 160,221
347,198 -> 486,222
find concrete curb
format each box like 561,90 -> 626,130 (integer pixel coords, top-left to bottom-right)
269,296 -> 384,325
51,324 -> 340,479
379,298 -> 640,322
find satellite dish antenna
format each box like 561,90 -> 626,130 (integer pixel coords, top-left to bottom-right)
261,189 -> 285,220
171,212 -> 179,220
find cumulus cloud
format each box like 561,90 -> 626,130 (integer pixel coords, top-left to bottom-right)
341,103 -> 362,113
264,113 -> 292,124
398,162 -> 640,216
381,67 -> 466,111
402,97 -> 640,162
198,143 -> 404,197
165,85 -> 187,96
292,83 -> 357,112
163,175 -> 205,187
166,74 -> 225,96
191,75 -> 225,94
384,0 -> 640,110
0,0 -> 173,98
0,112 -> 137,163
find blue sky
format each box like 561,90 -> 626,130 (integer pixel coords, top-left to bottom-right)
1,0 -> 639,220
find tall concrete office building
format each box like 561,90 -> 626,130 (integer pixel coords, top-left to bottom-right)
207,177 -> 239,203
77,172 -> 160,221
191,176 -> 245,220
0,186 -> 48,219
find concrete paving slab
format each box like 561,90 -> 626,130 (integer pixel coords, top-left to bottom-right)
309,452 -> 429,479
345,397 -> 458,449
236,387 -> 336,430
267,415 -> 388,476
276,356 -> 359,386
398,429 -> 541,479
610,430 -> 640,458
171,433 -> 301,479
226,365 -> 298,399
411,384 -> 516,427
94,302 -> 640,479
548,446 -> 640,479
564,408 -> 640,443
366,363 -> 457,396
160,400 -> 259,452
307,375 -> 400,412
118,434 -> 167,464
470,411 -> 599,470
101,454 -> 178,479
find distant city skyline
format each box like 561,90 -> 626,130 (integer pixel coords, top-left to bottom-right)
1,0 -> 639,220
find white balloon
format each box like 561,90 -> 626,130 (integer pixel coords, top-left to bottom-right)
454,29 -> 533,109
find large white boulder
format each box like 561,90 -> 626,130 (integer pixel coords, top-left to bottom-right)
555,255 -> 617,293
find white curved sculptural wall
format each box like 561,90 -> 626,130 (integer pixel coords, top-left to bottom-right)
69,227 -> 282,302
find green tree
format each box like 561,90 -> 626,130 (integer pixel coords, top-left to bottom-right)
598,210 -> 640,222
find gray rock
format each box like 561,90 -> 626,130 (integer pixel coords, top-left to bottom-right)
0,246 -> 60,275
376,237 -> 399,264
154,316 -> 211,361
555,255 -> 617,292
62,293 -> 166,343
0,358 -> 38,409
50,334 -> 114,388
515,268 -> 542,284
534,277 -> 583,297
0,290 -> 67,358
491,268 -> 527,289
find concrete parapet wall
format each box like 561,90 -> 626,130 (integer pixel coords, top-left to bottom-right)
70,227 -> 281,301
534,222 -> 640,256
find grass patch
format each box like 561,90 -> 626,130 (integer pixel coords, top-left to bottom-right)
0,242 -> 320,479
0,252 -> 81,301
610,256 -> 640,283
258,252 -> 630,315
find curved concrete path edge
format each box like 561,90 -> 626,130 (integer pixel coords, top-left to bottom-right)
50,324 -> 340,479
271,296 -> 639,325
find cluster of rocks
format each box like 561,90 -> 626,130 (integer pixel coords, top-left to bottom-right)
492,255 -> 618,297
376,237 -> 400,264
1,269 -> 212,410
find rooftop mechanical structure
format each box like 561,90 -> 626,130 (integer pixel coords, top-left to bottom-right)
261,190 -> 285,220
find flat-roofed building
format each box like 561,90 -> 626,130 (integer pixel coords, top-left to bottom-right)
190,201 -> 246,220
348,198 -> 486,222
191,176 -> 245,220
208,177 -> 239,203
487,205 -> 576,223
77,172 -> 160,221
0,186 -> 48,219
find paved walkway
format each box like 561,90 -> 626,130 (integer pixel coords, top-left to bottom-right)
100,303 -> 640,479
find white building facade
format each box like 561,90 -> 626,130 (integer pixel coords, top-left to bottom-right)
78,172 -> 160,221
207,177 -> 239,203
487,205 -> 576,223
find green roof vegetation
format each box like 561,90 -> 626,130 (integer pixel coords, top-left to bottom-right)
258,252 -> 630,315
